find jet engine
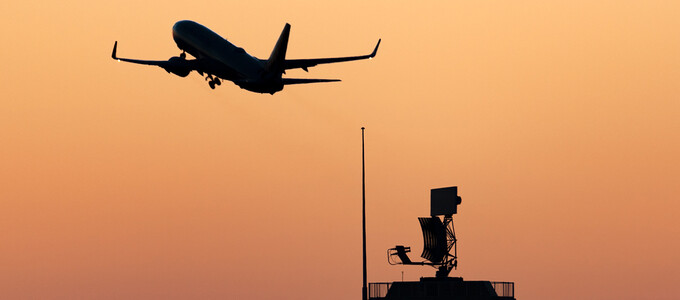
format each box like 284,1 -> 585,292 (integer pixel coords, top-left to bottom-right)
162,56 -> 192,77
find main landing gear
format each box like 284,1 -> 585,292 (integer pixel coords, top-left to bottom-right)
177,51 -> 220,90
205,74 -> 221,90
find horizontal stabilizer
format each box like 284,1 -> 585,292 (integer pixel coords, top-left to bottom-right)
282,78 -> 341,85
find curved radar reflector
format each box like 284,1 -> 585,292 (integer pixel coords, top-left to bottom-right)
418,217 -> 448,264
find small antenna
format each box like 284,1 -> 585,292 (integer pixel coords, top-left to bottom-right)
362,127 -> 368,300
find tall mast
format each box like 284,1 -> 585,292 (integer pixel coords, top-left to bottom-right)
362,127 -> 368,300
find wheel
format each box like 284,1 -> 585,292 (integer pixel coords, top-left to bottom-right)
214,78 -> 221,85
209,81 -> 215,89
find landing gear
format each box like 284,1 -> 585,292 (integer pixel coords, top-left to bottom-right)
205,74 -> 221,89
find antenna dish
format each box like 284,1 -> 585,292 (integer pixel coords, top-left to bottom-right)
419,216 -> 448,263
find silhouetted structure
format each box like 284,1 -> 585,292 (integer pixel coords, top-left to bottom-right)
388,187 -> 460,278
371,187 -> 516,300
362,127 -> 368,300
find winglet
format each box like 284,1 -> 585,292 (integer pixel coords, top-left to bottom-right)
112,41 -> 118,60
369,39 -> 381,58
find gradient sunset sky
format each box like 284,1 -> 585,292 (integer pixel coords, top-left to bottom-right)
1,1 -> 678,299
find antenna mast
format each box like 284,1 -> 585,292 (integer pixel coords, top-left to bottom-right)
362,127 -> 368,300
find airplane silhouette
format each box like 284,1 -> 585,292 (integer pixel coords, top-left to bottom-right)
112,20 -> 380,94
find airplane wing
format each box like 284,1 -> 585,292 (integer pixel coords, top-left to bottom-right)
111,41 -> 200,77
283,39 -> 380,71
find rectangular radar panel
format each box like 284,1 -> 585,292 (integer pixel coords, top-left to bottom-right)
430,186 -> 462,216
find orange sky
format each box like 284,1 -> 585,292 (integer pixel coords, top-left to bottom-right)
1,1 -> 678,299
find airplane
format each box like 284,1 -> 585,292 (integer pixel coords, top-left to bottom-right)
112,20 -> 380,94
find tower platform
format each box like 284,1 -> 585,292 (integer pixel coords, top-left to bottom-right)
369,277 -> 515,300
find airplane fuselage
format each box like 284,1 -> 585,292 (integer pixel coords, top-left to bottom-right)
172,20 -> 283,93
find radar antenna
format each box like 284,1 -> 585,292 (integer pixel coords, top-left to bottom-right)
387,187 -> 461,278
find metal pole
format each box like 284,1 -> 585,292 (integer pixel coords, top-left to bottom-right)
362,127 -> 368,300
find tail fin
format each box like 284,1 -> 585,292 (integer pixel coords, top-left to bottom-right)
266,23 -> 291,73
